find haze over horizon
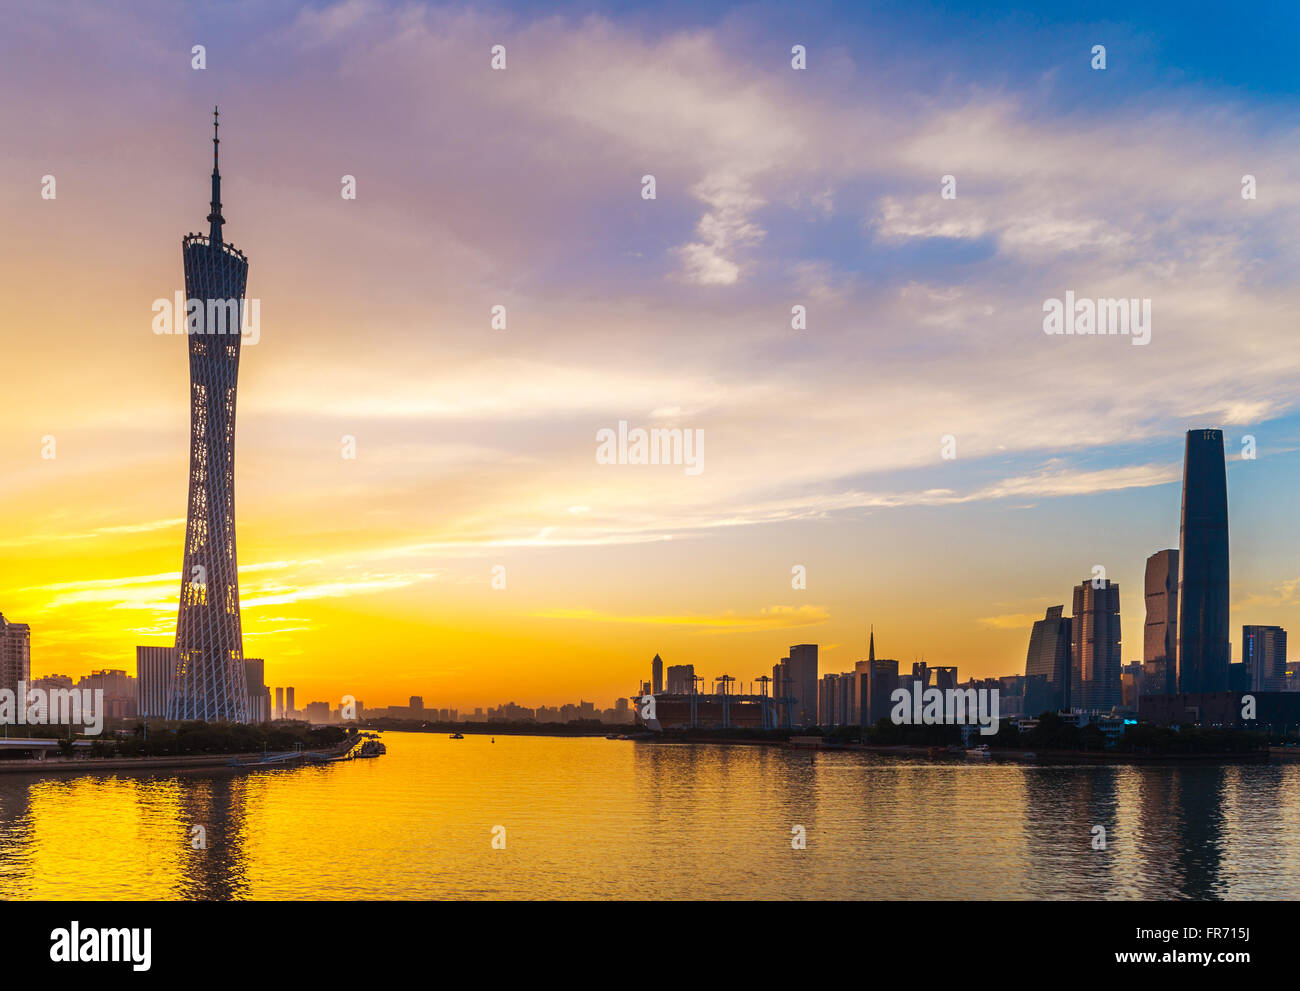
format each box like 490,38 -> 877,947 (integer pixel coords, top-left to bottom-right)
4,0 -> 1300,710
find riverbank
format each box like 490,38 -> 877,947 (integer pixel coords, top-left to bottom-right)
791,741 -> 1270,764
633,734 -> 1271,763
0,737 -> 357,776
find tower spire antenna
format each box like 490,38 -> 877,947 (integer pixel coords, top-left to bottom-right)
207,105 -> 225,244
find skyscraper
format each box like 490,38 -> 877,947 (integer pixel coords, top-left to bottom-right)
1072,579 -> 1122,711
786,644 -> 819,727
859,658 -> 898,728
651,653 -> 663,695
1143,549 -> 1178,695
1243,625 -> 1287,692
1177,429 -> 1230,694
0,614 -> 31,702
275,686 -> 284,720
243,658 -> 269,722
169,109 -> 251,723
1024,605 -> 1071,715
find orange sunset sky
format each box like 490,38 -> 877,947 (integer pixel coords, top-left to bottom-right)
5,2 -> 1300,711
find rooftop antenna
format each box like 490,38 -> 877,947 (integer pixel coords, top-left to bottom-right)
207,105 -> 225,244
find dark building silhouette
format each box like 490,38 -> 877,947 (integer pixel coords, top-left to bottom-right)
1243,625 -> 1287,692
1072,579 -> 1121,711
665,664 -> 695,694
1177,429 -> 1230,693
651,653 -> 663,695
786,644 -> 819,726
1143,549 -> 1178,695
858,658 -> 899,727
1024,605 -> 1071,715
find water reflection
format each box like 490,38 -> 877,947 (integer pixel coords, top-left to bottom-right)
0,737 -> 1293,900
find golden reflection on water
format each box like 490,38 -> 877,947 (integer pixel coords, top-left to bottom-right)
0,732 -> 1297,900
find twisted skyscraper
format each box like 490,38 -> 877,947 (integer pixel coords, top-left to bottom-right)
1177,429 -> 1230,694
168,109 -> 251,722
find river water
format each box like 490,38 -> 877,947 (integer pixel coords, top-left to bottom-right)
0,731 -> 1293,899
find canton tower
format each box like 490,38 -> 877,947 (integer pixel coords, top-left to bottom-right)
168,108 -> 250,722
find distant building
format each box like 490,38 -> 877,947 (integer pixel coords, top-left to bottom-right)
1287,662 -> 1300,691
1243,625 -> 1287,692
410,696 -> 424,711
1143,549 -> 1178,695
818,672 -> 856,727
1072,579 -> 1122,712
651,654 -> 664,695
275,686 -> 284,719
786,644 -> 819,727
772,659 -> 787,706
1120,661 -> 1143,710
243,658 -> 270,722
666,664 -> 695,694
859,659 -> 899,728
136,646 -> 174,718
1024,605 -> 1071,715
303,701 -> 330,723
286,686 -> 296,717
32,674 -> 73,691
998,674 -> 1025,718
78,669 -> 137,720
0,614 -> 31,701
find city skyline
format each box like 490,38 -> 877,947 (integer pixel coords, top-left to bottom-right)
6,2 -> 1300,712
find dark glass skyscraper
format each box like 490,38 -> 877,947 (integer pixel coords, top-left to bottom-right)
1177,429 -> 1230,694
1024,605 -> 1071,715
169,109 -> 251,723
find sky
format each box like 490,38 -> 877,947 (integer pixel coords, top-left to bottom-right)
3,0 -> 1300,711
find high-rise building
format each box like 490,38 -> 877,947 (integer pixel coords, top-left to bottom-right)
303,701 -> 329,723
243,658 -> 269,722
819,672 -> 856,727
1024,605 -> 1071,715
1072,579 -> 1122,712
0,613 -> 30,701
79,669 -> 138,720
286,686 -> 295,717
1243,625 -> 1287,692
859,659 -> 899,728
786,644 -> 819,727
1177,429 -> 1230,693
169,109 -> 252,723
410,696 -> 424,711
136,646 -> 174,718
275,686 -> 284,720
1143,549 -> 1178,695
1120,661 -> 1144,709
0,606 -> 30,697
666,664 -> 695,694
651,654 -> 663,695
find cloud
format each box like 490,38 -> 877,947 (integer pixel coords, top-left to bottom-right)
977,613 -> 1043,631
532,604 -> 830,633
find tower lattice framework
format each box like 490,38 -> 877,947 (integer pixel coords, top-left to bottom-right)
169,107 -> 251,723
